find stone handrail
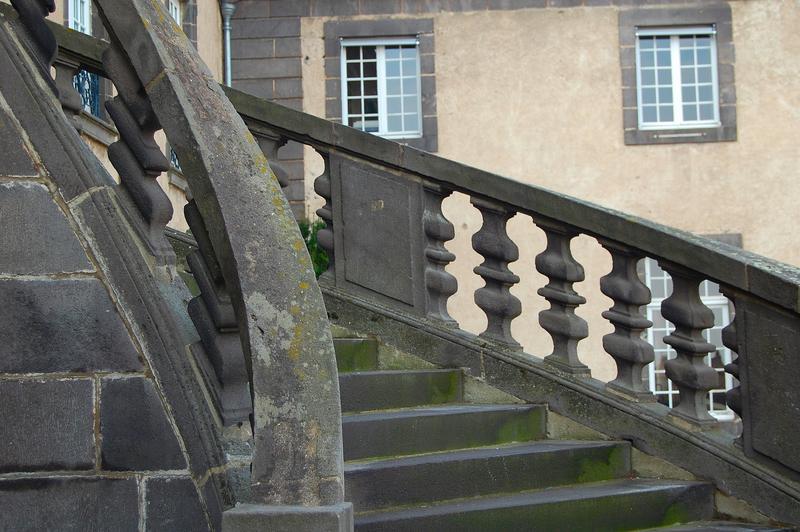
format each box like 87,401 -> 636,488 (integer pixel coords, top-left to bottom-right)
27,7 -> 800,523
4,0 -> 351,528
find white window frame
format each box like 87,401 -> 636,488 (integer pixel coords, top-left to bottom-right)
635,26 -> 721,130
340,37 -> 423,140
67,0 -> 92,35
167,0 -> 182,24
642,259 -> 735,421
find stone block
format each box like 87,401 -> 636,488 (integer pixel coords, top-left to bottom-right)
0,278 -> 142,373
100,377 -> 187,471
0,380 -> 94,473
0,108 -> 36,177
223,503 -> 354,532
0,181 -> 92,275
0,477 -> 139,530
145,477 -> 209,531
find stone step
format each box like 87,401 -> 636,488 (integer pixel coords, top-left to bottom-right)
342,404 -> 546,461
639,521 -> 793,531
354,479 -> 714,532
346,440 -> 632,512
334,337 -> 379,372
339,369 -> 463,412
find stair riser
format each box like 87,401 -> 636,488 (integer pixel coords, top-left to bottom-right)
355,483 -> 714,532
335,338 -> 379,372
340,370 -> 463,412
346,443 -> 631,512
343,406 -> 546,461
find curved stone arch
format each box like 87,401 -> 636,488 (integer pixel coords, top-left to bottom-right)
92,0 -> 346,515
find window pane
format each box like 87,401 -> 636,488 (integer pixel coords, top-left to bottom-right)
386,60 -> 400,77
696,36 -> 712,48
387,114 -> 402,132
346,62 -> 360,77
364,98 -> 378,114
387,96 -> 401,114
680,49 -> 694,66
640,50 -> 654,68
659,105 -> 674,122
658,87 -> 672,104
698,85 -> 713,102
401,45 -> 416,58
655,36 -> 670,49
641,69 -> 655,86
387,78 -> 401,95
681,67 -> 695,84
657,69 -> 671,85
683,104 -> 698,121
696,48 -> 712,65
642,105 -> 658,123
403,113 -> 420,132
402,77 -> 417,94
697,67 -> 712,83
656,50 -> 671,67
347,81 -> 361,97
641,87 -> 656,105
401,59 -> 417,76
363,80 -> 378,96
640,37 -> 654,49
345,47 -> 359,60
699,103 -> 715,120
404,95 -> 418,112
348,117 -> 361,128
362,46 -> 376,60
363,61 -> 377,77
347,99 -> 362,114
682,86 -> 696,103
385,46 -> 401,60
679,36 -> 694,49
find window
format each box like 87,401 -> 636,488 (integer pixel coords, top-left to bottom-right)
340,38 -> 422,139
636,27 -> 719,129
167,0 -> 182,24
618,5 -> 736,145
641,259 -> 735,421
67,0 -> 91,34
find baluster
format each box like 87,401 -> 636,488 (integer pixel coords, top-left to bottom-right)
313,149 -> 335,278
185,200 -> 251,425
52,58 -> 83,116
423,181 -> 457,325
535,218 -> 590,376
720,287 -> 742,418
102,43 -> 174,264
599,241 -> 655,399
253,129 -> 290,190
11,0 -> 57,84
471,197 -> 521,347
660,262 -> 719,425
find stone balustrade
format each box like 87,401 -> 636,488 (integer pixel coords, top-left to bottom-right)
31,10 -> 800,523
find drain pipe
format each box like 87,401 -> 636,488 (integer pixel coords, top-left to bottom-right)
221,2 -> 236,86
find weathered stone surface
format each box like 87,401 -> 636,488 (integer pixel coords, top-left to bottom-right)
222,503 -> 354,532
0,379 -> 94,473
145,477 -> 209,531
0,278 -> 142,373
0,181 -> 92,274
0,108 -> 36,176
0,477 -> 139,531
100,377 -> 187,471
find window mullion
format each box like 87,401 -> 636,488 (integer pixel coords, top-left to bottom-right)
671,36 -> 683,124
376,46 -> 387,135
340,45 -> 349,126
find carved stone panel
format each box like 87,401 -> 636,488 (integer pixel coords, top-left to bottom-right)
338,156 -> 421,308
739,297 -> 800,474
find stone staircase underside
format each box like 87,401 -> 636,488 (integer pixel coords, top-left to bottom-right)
332,335 -> 789,531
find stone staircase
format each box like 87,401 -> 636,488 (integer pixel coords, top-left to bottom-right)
333,337 -> 787,532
